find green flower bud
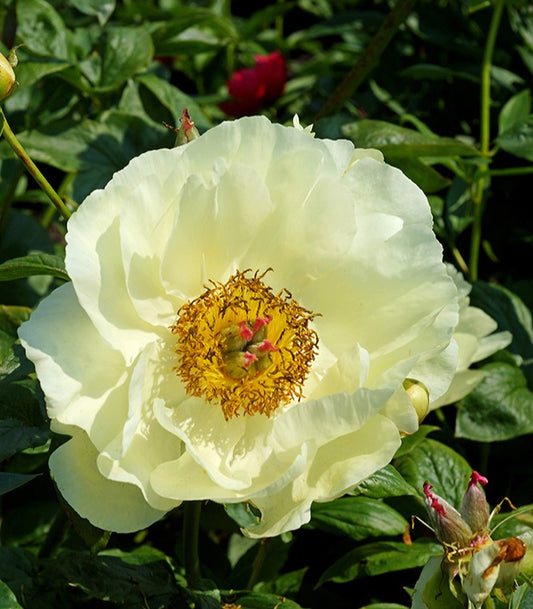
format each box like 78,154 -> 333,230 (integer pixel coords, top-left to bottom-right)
461,471 -> 490,535
0,52 -> 15,101
423,481 -> 473,546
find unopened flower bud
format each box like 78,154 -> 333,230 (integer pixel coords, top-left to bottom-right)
0,52 -> 16,101
403,378 -> 429,423
175,109 -> 200,146
423,481 -> 473,546
461,471 -> 490,534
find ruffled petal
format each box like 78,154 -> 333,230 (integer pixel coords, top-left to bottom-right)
50,430 -> 174,533
243,413 -> 400,537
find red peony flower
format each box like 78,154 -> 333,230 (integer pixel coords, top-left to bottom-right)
220,51 -> 287,117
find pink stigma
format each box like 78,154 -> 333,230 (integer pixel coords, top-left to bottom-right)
253,316 -> 272,333
423,482 -> 446,515
243,351 -> 258,367
257,339 -> 278,353
239,321 -> 253,341
469,471 -> 488,488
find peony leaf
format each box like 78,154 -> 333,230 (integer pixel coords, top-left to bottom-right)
67,0 -> 115,25
317,540 -> 442,586
0,580 -> 23,609
342,120 -> 480,157
470,281 -> 533,386
15,0 -> 73,60
221,590 -> 302,608
498,90 -> 531,135
0,548 -> 37,602
352,464 -> 418,498
0,254 -> 69,283
310,497 -> 408,540
496,116 -> 533,161
507,583 -> 533,608
95,26 -> 154,92
0,472 -> 40,497
455,362 -> 533,442
394,438 -> 472,509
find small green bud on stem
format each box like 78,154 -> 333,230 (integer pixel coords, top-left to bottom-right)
0,52 -> 16,101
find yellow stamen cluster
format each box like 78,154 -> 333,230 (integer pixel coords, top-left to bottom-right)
171,269 -> 318,420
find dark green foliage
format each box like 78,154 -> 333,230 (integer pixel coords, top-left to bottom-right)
0,1 -> 531,607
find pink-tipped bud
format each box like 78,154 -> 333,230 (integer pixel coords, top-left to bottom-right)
423,482 -> 473,546
174,109 -> 200,146
461,471 -> 490,535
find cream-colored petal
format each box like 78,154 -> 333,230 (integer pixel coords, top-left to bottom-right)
50,431 -> 173,533
18,283 -> 128,441
160,163 -> 273,299
66,184 -> 160,363
244,413 -> 400,538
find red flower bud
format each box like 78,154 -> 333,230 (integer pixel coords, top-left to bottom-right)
220,52 -> 287,118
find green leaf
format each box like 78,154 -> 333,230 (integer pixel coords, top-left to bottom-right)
0,548 -> 37,602
310,496 -> 408,540
95,26 -> 154,92
0,581 -> 23,609
455,362 -> 533,442
383,154 -> 451,193
509,584 -> 533,608
134,73 -> 212,129
400,63 -> 479,84
394,425 -> 440,458
253,568 -> 307,597
470,282 -> 533,386
499,89 -> 532,135
222,590 -> 302,609
0,306 -> 31,337
496,115 -> 533,161
0,375 -> 49,461
0,253 -> 69,282
317,539 -> 442,586
353,465 -> 418,498
16,0 -> 73,60
0,419 -> 50,463
68,0 -> 116,25
38,547 -> 184,607
15,111 -> 173,202
360,605 -> 409,609
8,54 -> 71,93
394,438 -> 473,509
342,120 -> 480,157
225,501 -> 262,529
0,472 -> 40,496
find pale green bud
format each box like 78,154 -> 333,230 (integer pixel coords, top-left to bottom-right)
0,52 -> 15,101
403,378 -> 429,423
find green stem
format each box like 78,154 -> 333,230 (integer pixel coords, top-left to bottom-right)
0,108 -> 71,221
183,501 -> 202,587
468,0 -> 505,281
314,0 -> 417,120
246,538 -> 269,590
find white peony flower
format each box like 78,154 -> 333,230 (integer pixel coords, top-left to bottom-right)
429,265 -> 511,410
20,116 -> 467,537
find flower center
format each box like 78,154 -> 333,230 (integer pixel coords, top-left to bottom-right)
171,269 -> 318,420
